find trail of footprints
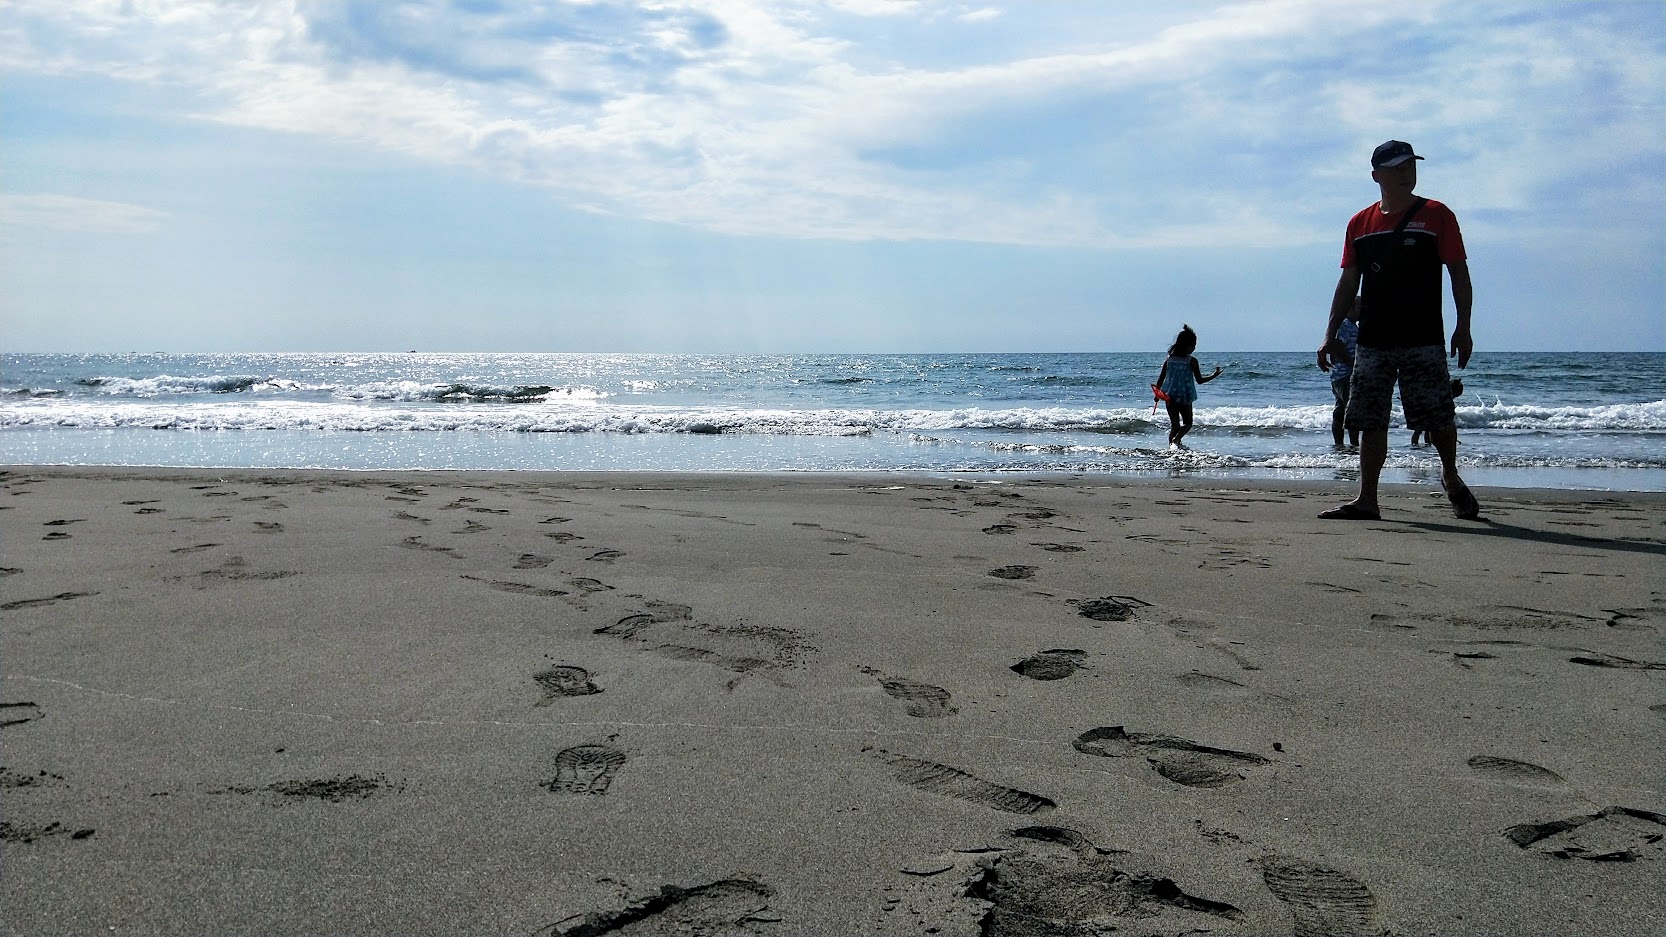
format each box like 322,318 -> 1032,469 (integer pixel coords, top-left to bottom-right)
8,476 -> 1663,933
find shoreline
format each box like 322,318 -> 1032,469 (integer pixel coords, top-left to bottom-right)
5,459 -> 1666,490
5,456 -> 1665,495
3,465 -> 1662,934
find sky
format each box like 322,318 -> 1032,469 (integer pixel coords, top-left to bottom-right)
1,0 -> 1661,353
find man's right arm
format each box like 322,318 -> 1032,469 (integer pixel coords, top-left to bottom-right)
1319,267 -> 1362,371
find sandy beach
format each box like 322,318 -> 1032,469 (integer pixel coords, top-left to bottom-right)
2,465 -> 1662,936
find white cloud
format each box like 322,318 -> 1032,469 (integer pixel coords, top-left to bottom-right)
825,0 -> 925,16
0,193 -> 170,234
2,1 -> 1660,249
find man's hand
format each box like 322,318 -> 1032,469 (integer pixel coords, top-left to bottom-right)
1450,327 -> 1473,369
1317,337 -> 1345,372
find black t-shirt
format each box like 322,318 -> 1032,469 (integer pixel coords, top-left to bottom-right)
1341,199 -> 1466,348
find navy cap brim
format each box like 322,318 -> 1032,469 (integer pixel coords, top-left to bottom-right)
1375,154 -> 1424,168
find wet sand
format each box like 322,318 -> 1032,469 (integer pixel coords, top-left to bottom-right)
2,466 -> 1663,935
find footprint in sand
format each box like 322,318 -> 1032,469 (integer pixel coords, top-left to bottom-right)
1010,650 -> 1086,681
513,554 -> 554,569
1566,651 -> 1666,671
399,536 -> 463,558
862,669 -> 956,717
1505,806 -> 1666,861
1467,755 -> 1575,791
1449,650 -> 1498,669
254,522 -> 284,533
1071,596 -> 1150,622
586,549 -> 625,562
535,880 -> 773,937
596,602 -> 692,639
967,826 -> 1244,936
651,645 -> 777,684
199,557 -> 299,582
1030,542 -> 1084,553
1,821 -> 96,844
1073,726 -> 1271,788
872,750 -> 1054,815
460,575 -> 569,598
1,702 -> 45,728
987,565 -> 1038,580
0,767 -> 64,788
1260,856 -> 1382,937
259,774 -> 401,803
1,592 -> 97,612
533,666 -> 601,703
1175,671 -> 1252,698
546,744 -> 626,795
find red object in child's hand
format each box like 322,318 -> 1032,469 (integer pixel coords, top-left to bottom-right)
1150,384 -> 1169,414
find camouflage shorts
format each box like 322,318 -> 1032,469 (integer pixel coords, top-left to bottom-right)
1344,344 -> 1456,433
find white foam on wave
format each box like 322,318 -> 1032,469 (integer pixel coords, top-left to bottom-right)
6,397 -> 1664,436
334,381 -> 611,402
66,375 -> 614,403
1459,399 -> 1666,432
76,374 -> 276,396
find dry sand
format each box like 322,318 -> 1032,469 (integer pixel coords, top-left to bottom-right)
1,465 -> 1662,936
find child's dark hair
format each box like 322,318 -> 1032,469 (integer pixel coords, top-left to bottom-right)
1168,324 -> 1198,357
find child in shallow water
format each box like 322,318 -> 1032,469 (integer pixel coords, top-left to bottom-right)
1154,324 -> 1224,448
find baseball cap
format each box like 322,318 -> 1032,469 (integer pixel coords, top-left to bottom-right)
1371,140 -> 1424,169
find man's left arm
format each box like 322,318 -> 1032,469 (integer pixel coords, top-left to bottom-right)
1447,259 -> 1472,368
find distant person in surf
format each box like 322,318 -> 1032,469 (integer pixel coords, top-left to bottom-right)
1411,378 -> 1464,446
1154,324 -> 1224,449
1318,139 -> 1478,521
1329,298 -> 1362,449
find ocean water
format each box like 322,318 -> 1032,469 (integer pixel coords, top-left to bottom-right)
2,352 -> 1662,491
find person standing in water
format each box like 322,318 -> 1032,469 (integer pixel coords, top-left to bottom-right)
1155,324 -> 1224,449
1329,298 -> 1361,449
1317,140 -> 1477,520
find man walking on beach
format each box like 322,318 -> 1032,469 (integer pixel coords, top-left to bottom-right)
1317,140 -> 1477,520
